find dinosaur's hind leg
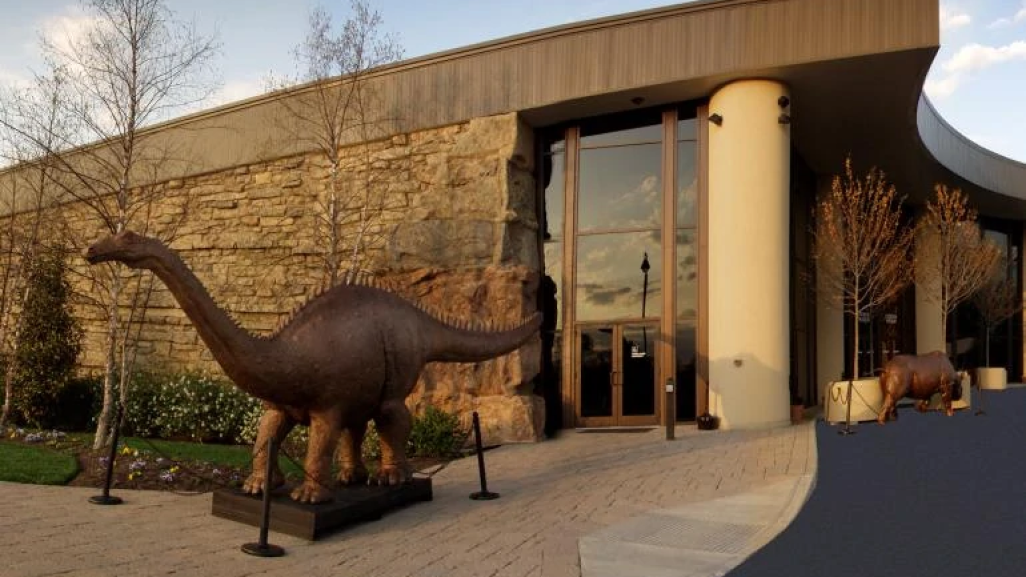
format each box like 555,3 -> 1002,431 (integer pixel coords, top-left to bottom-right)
337,421 -> 369,485
373,399 -> 413,486
243,406 -> 295,496
291,407 -> 342,503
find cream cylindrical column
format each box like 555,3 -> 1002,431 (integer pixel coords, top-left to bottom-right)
915,227 -> 945,354
707,79 -> 790,429
814,178 -> 844,406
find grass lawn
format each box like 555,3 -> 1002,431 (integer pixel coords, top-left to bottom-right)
0,441 -> 79,485
120,436 -> 304,477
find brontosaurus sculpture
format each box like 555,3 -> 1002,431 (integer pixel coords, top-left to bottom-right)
85,230 -> 541,503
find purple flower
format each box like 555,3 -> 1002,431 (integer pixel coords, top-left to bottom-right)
159,470 -> 174,483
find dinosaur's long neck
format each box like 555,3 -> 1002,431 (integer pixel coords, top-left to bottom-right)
144,245 -> 268,395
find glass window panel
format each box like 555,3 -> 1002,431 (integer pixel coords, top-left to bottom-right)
542,152 -> 564,240
576,232 -> 662,321
675,321 -> 697,420
676,230 -> 697,319
677,141 -> 697,228
677,117 -> 697,141
578,143 -> 662,232
581,123 -> 662,147
542,242 -> 562,331
579,327 -> 613,417
621,324 -> 656,416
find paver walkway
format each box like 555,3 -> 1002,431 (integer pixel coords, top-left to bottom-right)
0,421 -> 814,577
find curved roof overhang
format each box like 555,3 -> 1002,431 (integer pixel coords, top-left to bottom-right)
5,0 -> 1023,220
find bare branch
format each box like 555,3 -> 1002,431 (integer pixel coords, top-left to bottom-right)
812,155 -> 913,379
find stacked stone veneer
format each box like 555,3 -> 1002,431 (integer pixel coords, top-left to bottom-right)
58,112 -> 543,443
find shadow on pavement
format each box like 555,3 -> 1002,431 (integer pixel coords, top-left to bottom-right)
728,388 -> 1026,577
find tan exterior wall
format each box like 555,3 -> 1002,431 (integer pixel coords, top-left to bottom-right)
27,112 -> 543,443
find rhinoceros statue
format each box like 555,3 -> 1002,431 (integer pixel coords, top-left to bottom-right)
878,351 -> 964,424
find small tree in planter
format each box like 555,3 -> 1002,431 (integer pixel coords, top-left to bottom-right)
812,156 -> 913,433
915,185 -> 1001,363
915,185 -> 1001,414
971,253 -> 1021,391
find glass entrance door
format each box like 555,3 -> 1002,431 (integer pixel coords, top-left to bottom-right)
577,322 -> 658,427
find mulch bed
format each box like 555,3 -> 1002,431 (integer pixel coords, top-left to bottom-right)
6,429 -> 449,494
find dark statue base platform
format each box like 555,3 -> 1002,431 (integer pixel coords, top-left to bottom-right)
211,477 -> 432,540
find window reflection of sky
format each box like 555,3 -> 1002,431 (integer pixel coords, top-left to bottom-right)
544,242 -> 563,329
578,144 -> 662,232
576,232 -> 661,321
677,231 -> 697,319
581,123 -> 661,148
543,152 -> 564,240
678,141 -> 697,228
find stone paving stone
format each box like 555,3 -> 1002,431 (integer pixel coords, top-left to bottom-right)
0,422 -> 812,577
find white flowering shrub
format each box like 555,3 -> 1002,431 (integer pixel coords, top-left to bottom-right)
123,373 -> 262,443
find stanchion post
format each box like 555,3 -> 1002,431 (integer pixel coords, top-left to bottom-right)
665,378 -> 675,440
90,404 -> 124,505
838,379 -> 856,436
242,436 -> 285,557
974,373 -> 986,416
469,411 -> 499,501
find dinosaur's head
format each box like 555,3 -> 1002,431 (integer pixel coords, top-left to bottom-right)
84,230 -> 153,268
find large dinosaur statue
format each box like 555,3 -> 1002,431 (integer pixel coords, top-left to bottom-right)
85,230 -> 541,503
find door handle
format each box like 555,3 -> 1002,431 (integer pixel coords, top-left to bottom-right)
610,371 -> 619,386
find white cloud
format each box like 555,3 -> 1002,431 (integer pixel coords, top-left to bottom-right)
36,5 -> 103,58
924,73 -> 963,99
205,78 -> 268,109
943,41 -> 1026,74
988,2 -> 1026,29
927,40 -> 1026,99
939,6 -> 971,31
0,66 -> 32,91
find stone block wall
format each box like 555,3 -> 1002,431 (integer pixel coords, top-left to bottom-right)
50,112 -> 544,443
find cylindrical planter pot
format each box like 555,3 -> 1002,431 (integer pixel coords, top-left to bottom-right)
823,378 -> 882,424
977,367 -> 1008,391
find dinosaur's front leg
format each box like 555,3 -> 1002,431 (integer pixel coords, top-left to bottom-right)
373,399 -> 412,486
291,408 -> 342,503
337,420 -> 368,485
243,406 -> 295,495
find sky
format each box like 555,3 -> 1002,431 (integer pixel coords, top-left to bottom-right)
0,0 -> 1024,162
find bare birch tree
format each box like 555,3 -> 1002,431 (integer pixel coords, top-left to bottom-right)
813,156 -> 913,381
972,253 -> 1021,366
0,69 -> 74,428
915,184 -> 1001,360
0,0 -> 219,448
271,0 -> 404,286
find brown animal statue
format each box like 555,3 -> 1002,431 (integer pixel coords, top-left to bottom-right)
85,231 -> 541,503
877,351 -> 963,424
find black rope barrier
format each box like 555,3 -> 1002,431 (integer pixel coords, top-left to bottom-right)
469,411 -> 498,501
241,436 -> 285,557
90,404 -> 125,505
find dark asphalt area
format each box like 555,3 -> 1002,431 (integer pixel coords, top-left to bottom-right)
728,387 -> 1026,577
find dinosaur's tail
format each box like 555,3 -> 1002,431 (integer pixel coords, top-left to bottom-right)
426,313 -> 543,363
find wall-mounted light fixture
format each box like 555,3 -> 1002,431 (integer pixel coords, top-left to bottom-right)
777,95 -> 791,125
709,113 -> 723,126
